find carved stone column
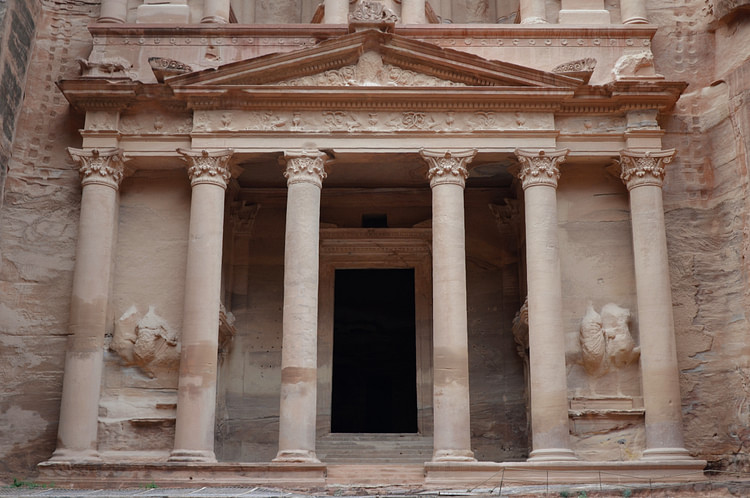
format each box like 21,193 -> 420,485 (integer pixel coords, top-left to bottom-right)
202,0 -> 231,23
513,149 -> 576,461
50,148 -> 125,462
274,150 -> 329,463
619,149 -> 691,461
620,0 -> 648,24
402,0 -> 427,23
170,149 -> 234,462
558,0 -> 611,24
420,149 -> 476,462
98,0 -> 127,23
520,0 -> 547,23
324,0 -> 349,23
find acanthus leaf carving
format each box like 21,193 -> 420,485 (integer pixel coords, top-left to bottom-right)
179,148 -> 234,188
513,148 -> 568,189
68,147 -> 126,189
282,150 -> 330,188
619,149 -> 675,190
421,149 -> 476,188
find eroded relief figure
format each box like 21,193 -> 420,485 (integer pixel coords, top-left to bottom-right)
580,303 -> 640,376
111,305 -> 180,378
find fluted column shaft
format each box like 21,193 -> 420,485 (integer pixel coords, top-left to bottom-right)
421,149 -> 476,462
98,0 -> 127,23
620,0 -> 648,24
402,0 -> 427,23
514,149 -> 576,462
170,149 -> 234,462
620,149 -> 691,460
324,0 -> 349,23
520,0 -> 546,23
274,151 -> 329,463
51,148 -> 125,462
202,0 -> 231,23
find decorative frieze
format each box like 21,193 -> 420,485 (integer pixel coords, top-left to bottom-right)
513,148 -> 568,189
619,149 -> 675,190
192,110 -> 552,134
179,148 -> 234,188
420,149 -> 476,188
68,147 -> 126,189
282,150 -> 330,188
278,63 -> 465,87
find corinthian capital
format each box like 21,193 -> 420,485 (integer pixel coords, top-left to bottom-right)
68,148 -> 126,190
513,148 -> 568,190
619,149 -> 675,190
179,148 -> 234,189
421,149 -> 477,188
282,150 -> 329,188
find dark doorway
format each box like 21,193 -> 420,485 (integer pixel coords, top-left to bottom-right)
331,268 -> 418,433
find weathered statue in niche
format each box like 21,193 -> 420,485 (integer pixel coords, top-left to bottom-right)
579,303 -> 640,377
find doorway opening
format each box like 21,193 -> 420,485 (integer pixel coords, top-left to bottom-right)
331,268 -> 418,433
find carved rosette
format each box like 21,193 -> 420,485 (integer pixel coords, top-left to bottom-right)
513,148 -> 569,190
282,150 -> 330,188
68,147 -> 126,190
421,149 -> 477,188
619,149 -> 675,190
179,149 -> 234,189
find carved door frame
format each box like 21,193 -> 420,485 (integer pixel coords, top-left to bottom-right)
317,227 -> 434,436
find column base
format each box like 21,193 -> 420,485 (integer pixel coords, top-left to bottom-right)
136,5 -> 190,23
432,449 -> 476,462
47,448 -> 100,463
528,448 -> 578,462
558,9 -> 611,24
521,17 -> 548,24
642,447 -> 694,461
168,449 -> 217,463
273,450 -> 321,463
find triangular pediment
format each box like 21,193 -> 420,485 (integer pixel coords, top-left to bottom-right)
167,29 -> 582,89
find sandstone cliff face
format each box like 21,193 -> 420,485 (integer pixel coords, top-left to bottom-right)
651,0 -> 750,471
1,0 -> 750,483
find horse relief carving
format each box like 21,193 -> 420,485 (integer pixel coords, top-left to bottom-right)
579,303 -> 640,376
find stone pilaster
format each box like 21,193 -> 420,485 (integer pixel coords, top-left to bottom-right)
202,0 -> 231,23
274,150 -> 329,463
170,149 -> 234,463
520,0 -> 547,23
513,148 -> 577,462
619,149 -> 692,461
98,0 -> 127,23
421,149 -> 476,462
401,0 -> 427,23
324,0 -> 349,23
50,148 -> 125,462
621,0 -> 648,24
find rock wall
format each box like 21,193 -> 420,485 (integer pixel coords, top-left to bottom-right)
650,0 -> 750,471
0,0 -> 96,482
0,0 -> 40,206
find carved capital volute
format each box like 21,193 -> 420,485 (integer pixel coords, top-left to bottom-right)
619,149 -> 675,190
513,148 -> 568,190
68,147 -> 126,190
282,150 -> 330,188
421,149 -> 476,189
179,148 -> 234,189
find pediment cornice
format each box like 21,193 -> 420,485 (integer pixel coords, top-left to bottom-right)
165,29 -> 583,89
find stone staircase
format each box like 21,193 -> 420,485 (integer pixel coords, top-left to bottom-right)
317,433 -> 433,463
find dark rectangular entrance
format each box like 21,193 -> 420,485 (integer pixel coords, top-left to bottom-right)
331,268 -> 418,433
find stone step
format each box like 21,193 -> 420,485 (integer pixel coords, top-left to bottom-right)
326,464 -> 426,485
317,433 -> 433,463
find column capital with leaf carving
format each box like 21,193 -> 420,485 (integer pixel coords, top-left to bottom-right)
282,150 -> 330,188
68,147 -> 126,190
421,149 -> 477,189
179,148 -> 234,189
513,149 -> 568,190
619,149 -> 675,190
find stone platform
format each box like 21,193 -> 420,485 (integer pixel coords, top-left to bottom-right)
36,460 -> 707,489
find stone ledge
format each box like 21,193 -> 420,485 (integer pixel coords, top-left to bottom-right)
424,459 -> 708,486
